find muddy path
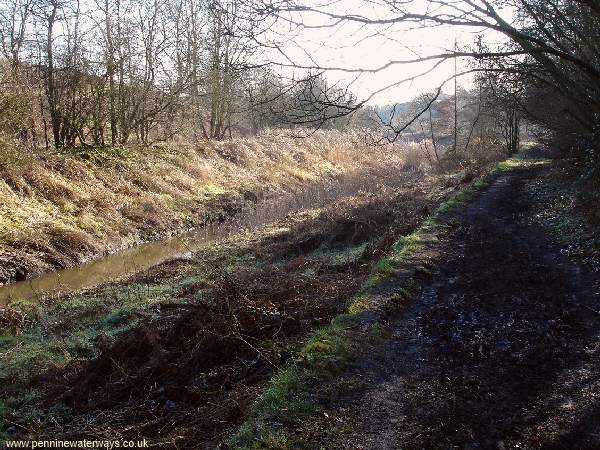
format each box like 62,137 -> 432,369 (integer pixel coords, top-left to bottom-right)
325,161 -> 600,449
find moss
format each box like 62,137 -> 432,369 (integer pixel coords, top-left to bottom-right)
300,326 -> 348,368
347,294 -> 371,315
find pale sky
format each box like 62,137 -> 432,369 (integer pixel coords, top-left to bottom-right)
265,0 -> 511,105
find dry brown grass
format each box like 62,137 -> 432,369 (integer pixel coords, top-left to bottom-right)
0,130 -> 426,283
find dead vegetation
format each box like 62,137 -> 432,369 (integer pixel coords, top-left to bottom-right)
0,132 -> 507,447
0,130 -> 413,284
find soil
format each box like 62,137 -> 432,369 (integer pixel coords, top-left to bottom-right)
317,159 -> 600,449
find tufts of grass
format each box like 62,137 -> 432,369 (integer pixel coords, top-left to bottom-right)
229,320 -> 350,449
252,366 -> 314,421
392,287 -> 411,302
362,231 -> 423,291
300,326 -> 349,369
347,294 -> 372,315
374,257 -> 400,276
312,242 -> 368,267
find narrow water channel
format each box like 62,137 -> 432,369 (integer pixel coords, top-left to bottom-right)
0,226 -> 222,305
0,168 -> 416,305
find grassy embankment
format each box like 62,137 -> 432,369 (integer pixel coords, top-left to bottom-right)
0,130 -> 412,284
0,140 -> 507,446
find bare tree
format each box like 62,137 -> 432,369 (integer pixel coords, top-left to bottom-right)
247,0 -> 600,157
0,0 -> 32,67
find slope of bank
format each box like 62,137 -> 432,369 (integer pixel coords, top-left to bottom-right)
0,131 -> 411,284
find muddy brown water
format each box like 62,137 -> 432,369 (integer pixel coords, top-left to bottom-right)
0,226 -> 221,305
0,168 -> 417,305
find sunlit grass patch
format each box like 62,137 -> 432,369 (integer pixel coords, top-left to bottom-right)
312,242 -> 368,267
393,232 -> 422,259
495,158 -> 524,172
362,231 -> 423,291
494,154 -> 551,173
300,325 -> 349,370
374,256 -> 401,275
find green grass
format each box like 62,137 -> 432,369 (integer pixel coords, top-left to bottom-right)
361,231 -> 423,291
493,153 -> 551,173
229,318 -> 351,449
0,281 -> 177,384
312,242 -> 368,267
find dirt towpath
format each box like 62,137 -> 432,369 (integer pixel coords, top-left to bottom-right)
326,160 -> 600,449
